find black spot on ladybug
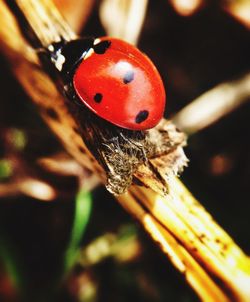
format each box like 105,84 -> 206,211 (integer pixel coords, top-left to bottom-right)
94,93 -> 103,103
123,70 -> 134,84
135,110 -> 149,124
93,40 -> 111,54
45,108 -> 59,121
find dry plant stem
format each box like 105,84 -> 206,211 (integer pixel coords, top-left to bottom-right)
37,153 -> 100,191
10,0 -> 76,46
54,0 -> 94,33
0,1 -> 250,301
173,73 -> 250,135
99,0 -> 148,44
118,190 -> 229,302
119,179 -> 250,301
0,151 -> 97,201
222,0 -> 250,30
0,178 -> 56,200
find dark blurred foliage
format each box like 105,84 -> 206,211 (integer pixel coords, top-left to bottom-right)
0,0 -> 250,301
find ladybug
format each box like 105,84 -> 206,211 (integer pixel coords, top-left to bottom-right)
49,37 -> 166,131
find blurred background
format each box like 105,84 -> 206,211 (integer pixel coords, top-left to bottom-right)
0,0 -> 250,301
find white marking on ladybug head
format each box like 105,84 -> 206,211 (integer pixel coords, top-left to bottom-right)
49,45 -> 66,72
48,45 -> 54,52
55,54 -> 66,71
94,38 -> 101,45
84,48 -> 95,60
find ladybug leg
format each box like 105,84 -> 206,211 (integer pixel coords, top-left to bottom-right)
102,136 -> 122,153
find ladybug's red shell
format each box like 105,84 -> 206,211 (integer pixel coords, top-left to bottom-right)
73,37 -> 166,130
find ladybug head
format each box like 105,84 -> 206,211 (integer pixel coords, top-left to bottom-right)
48,37 -> 95,82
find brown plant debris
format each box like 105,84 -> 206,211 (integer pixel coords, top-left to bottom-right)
79,111 -> 187,195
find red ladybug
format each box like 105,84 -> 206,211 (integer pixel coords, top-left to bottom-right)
72,37 -> 166,130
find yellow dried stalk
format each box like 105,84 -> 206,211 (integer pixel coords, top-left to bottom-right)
118,189 -> 229,302
174,73 -> 250,135
53,0 -> 94,32
0,1 -> 250,301
118,179 -> 250,301
223,0 -> 250,29
99,0 -> 148,44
